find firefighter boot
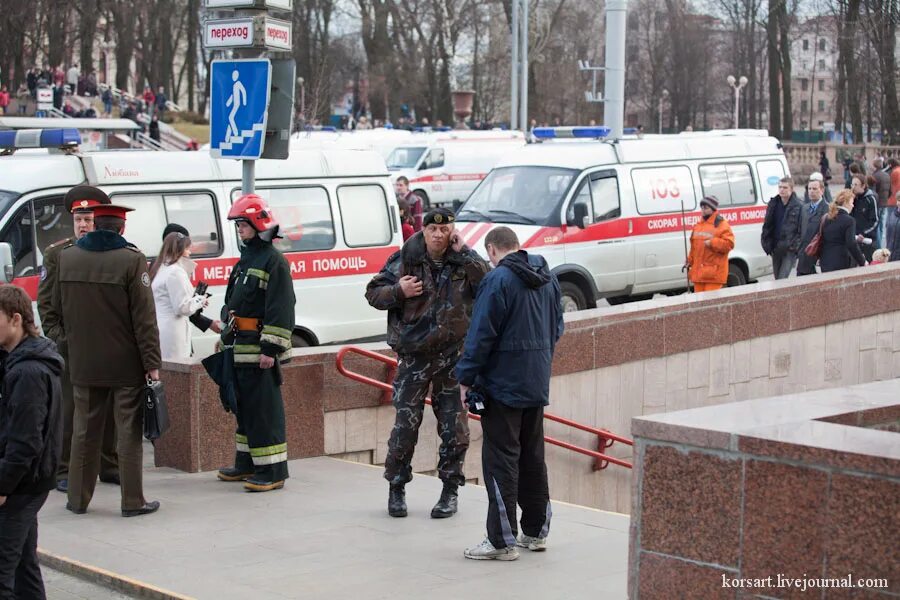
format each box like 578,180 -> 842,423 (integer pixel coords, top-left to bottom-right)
388,484 -> 407,517
217,466 -> 254,482
243,477 -> 285,492
430,482 -> 458,519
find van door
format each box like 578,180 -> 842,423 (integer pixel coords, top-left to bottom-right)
563,171 -> 635,297
416,147 -> 446,207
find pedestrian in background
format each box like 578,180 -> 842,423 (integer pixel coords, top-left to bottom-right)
849,175 -> 879,263
884,191 -> 900,262
761,177 -> 802,279
685,196 -> 734,292
820,189 -> 866,273
0,86 -> 8,116
0,285 -> 63,598
797,177 -> 831,276
397,197 -> 415,241
803,171 -> 832,203
54,203 -> 161,517
395,176 -> 423,233
872,157 -> 892,246
37,186 -> 119,494
366,208 -> 489,519
456,227 -> 563,561
150,232 -> 208,361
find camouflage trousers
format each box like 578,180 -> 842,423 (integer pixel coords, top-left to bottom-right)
384,349 -> 470,487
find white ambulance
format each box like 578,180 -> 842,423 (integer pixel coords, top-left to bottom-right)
454,127 -> 786,311
0,129 -> 402,356
386,131 -> 526,208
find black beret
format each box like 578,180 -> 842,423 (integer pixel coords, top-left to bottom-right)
423,208 -> 456,227
162,223 -> 190,241
64,185 -> 111,213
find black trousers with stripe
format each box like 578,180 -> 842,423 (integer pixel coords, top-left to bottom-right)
480,401 -> 551,550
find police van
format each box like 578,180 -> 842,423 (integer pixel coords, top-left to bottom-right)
0,129 -> 402,356
386,131 -> 526,208
454,127 -> 786,311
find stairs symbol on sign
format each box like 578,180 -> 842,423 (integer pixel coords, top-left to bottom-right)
221,124 -> 265,151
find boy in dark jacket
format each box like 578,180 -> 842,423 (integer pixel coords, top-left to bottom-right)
761,177 -> 803,279
0,285 -> 63,598
457,227 -> 564,561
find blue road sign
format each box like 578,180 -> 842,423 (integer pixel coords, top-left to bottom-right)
210,58 -> 272,159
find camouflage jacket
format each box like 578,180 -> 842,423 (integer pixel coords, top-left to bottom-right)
365,232 -> 489,356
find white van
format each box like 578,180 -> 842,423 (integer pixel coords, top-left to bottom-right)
0,133 -> 402,356
455,128 -> 786,310
290,127 -> 414,159
386,131 -> 526,208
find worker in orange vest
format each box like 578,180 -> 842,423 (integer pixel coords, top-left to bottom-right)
685,196 -> 735,293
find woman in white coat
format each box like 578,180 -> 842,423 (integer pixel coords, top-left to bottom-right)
150,232 -> 207,360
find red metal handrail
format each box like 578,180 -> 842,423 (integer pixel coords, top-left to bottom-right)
335,346 -> 633,469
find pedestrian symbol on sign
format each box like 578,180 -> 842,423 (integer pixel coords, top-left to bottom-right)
226,70 -> 248,144
209,58 -> 272,159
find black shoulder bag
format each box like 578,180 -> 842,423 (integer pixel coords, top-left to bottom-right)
143,378 -> 170,441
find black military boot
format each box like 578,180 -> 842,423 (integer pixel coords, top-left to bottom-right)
388,484 -> 407,517
430,482 -> 458,519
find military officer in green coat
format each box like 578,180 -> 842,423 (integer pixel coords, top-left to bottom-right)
216,194 -> 295,492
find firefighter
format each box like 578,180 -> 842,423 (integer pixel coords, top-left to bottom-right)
216,194 -> 295,492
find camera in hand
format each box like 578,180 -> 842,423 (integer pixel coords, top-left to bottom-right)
192,280 -> 211,317
465,386 -> 487,415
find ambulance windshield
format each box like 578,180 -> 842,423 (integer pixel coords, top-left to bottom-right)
0,190 -> 18,217
459,166 -> 577,226
386,147 -> 426,170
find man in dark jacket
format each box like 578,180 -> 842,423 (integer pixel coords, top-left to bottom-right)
37,185 -> 119,494
761,177 -> 803,279
456,227 -> 563,561
54,204 -> 161,517
0,285 -> 63,598
797,178 -> 830,276
366,208 -> 489,519
872,158 -> 891,246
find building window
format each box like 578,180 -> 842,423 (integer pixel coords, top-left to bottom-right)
803,39 -> 809,50
818,59 -> 826,69
818,100 -> 826,112
818,79 -> 825,92
819,38 -> 826,51
801,100 -> 809,113
801,78 -> 809,91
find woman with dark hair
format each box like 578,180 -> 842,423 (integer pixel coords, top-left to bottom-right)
150,232 -> 207,359
820,189 -> 867,272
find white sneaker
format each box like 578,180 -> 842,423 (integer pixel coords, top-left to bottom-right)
464,538 -> 520,561
516,534 -> 548,551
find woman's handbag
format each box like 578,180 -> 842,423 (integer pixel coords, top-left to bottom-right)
143,378 -> 170,441
805,219 -> 826,258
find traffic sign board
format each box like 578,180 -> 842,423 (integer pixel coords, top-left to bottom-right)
205,0 -> 292,9
204,16 -> 293,51
209,59 -> 272,159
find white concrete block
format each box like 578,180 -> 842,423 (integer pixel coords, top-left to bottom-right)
730,340 -> 751,384
642,357 -> 667,410
859,316 -> 877,350
687,348 -> 709,389
709,344 -> 731,397
858,349 -> 877,383
825,322 -> 844,360
345,407 -> 378,453
324,411 -> 346,455
769,333 -> 792,379
750,336 -> 770,379
876,312 -> 893,334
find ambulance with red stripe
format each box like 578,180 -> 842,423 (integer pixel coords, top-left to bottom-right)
454,127 -> 786,311
0,129 -> 401,356
386,131 -> 526,209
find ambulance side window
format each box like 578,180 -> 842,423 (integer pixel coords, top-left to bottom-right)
591,176 -> 621,221
422,148 -> 445,170
566,180 -> 594,225
699,163 -> 756,207
248,187 -> 335,253
338,185 -> 392,247
111,192 -> 222,258
0,204 -> 36,277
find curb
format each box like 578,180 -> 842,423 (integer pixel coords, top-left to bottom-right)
38,549 -> 195,600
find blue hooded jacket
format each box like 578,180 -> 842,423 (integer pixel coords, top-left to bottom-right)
456,250 -> 564,408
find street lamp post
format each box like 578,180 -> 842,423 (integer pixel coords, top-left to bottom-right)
726,75 -> 748,129
659,88 -> 668,133
297,76 -> 305,123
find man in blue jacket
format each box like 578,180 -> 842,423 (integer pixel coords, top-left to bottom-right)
456,227 -> 564,561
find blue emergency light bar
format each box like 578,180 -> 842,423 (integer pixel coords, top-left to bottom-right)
413,126 -> 452,133
532,126 -> 612,139
0,128 -> 80,150
303,125 -> 337,132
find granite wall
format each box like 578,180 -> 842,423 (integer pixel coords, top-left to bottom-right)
155,263 -> 900,513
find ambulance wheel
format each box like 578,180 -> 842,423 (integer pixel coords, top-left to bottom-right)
292,332 -> 310,348
727,263 -> 747,287
560,282 -> 586,312
414,190 -> 431,210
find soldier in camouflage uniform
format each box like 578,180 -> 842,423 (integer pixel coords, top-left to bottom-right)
216,194 -> 295,492
366,208 -> 489,518
36,185 -> 119,494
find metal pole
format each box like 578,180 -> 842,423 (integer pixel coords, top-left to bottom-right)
510,0 -> 519,130
734,87 -> 739,129
603,0 -> 628,138
520,0 -> 529,132
658,97 -> 663,134
242,160 -> 255,194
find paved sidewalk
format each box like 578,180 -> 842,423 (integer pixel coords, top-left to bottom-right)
44,568 -> 136,600
37,457 -> 629,600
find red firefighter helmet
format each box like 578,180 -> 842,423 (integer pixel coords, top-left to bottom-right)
227,194 -> 279,232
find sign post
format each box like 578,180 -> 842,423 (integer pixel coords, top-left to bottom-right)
204,0 -> 294,194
